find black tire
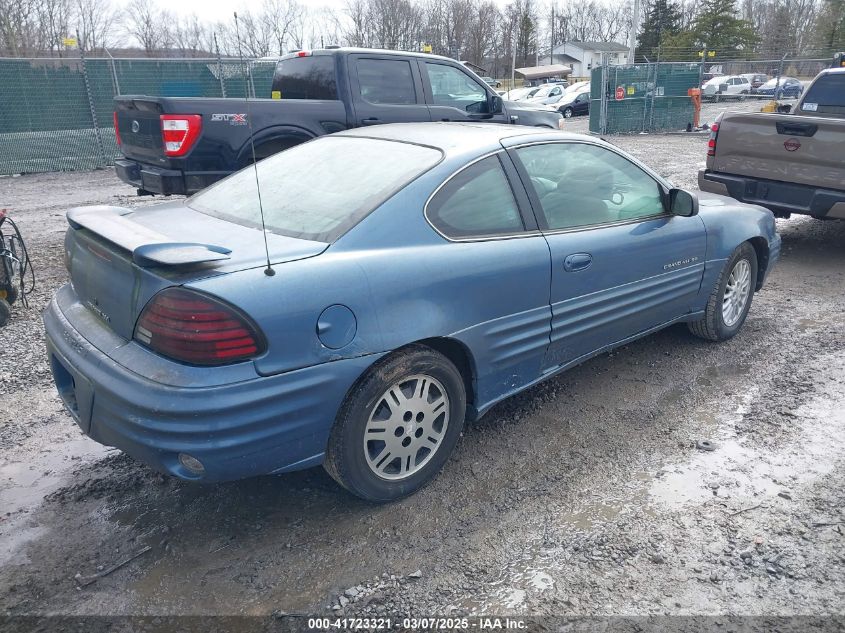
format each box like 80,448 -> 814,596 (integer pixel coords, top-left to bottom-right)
688,242 -> 758,342
0,299 -> 10,327
0,283 -> 18,305
324,344 -> 466,502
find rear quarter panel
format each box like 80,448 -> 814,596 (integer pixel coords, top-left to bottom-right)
117,96 -> 348,171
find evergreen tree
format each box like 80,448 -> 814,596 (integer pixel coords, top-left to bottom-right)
636,0 -> 682,60
661,0 -> 757,59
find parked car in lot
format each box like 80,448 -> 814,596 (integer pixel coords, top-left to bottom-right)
502,86 -> 542,101
741,73 -> 769,91
480,76 -> 502,88
554,90 -> 591,118
755,76 -> 803,98
113,48 -> 563,196
46,123 -> 780,502
702,75 -> 752,100
699,68 -> 845,219
526,82 -> 569,104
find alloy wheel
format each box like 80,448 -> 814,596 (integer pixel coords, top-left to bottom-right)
722,259 -> 752,327
363,374 -> 450,480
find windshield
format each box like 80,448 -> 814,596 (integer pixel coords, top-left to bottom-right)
532,85 -> 554,97
762,78 -> 792,87
188,137 -> 443,242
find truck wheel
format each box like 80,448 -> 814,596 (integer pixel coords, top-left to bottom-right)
688,243 -> 757,342
0,299 -> 10,327
738,91 -> 748,101
324,345 -> 466,502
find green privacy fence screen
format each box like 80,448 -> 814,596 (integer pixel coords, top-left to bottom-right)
0,57 -> 277,176
589,62 -> 701,134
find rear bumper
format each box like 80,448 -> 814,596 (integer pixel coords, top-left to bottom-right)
698,169 -> 845,219
43,288 -> 382,482
114,158 -> 229,196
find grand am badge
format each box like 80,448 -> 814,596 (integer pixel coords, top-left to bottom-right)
664,256 -> 699,270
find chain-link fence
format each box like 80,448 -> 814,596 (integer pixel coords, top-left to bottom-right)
0,56 -> 277,176
588,56 -> 832,134
590,62 -> 701,134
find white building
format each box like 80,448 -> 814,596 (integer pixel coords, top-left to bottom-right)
542,41 -> 629,77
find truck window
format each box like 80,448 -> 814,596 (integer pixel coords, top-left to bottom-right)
271,56 -> 337,100
356,58 -> 417,105
424,63 -> 488,112
801,74 -> 845,110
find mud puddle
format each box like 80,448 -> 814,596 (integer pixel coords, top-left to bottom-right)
461,353 -> 845,614
0,424 -> 111,566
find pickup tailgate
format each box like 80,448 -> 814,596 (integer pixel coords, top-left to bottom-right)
711,112 -> 845,190
115,97 -> 168,165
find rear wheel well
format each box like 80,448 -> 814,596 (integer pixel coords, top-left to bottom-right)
747,237 -> 770,290
415,338 -> 476,414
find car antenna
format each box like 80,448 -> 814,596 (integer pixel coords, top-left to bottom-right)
233,11 -> 275,277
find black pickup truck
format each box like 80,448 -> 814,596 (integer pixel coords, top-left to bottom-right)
114,48 -> 564,195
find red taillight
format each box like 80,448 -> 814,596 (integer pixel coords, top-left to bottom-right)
707,114 -> 722,157
134,288 -> 265,365
160,114 -> 202,157
296,50 -> 311,57
113,112 -> 121,146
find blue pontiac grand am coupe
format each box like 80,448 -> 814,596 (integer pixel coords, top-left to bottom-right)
45,123 -> 780,502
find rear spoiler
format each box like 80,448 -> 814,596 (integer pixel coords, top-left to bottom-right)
67,206 -> 231,267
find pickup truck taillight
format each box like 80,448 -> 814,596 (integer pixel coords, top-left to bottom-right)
160,114 -> 202,157
134,288 -> 265,365
113,112 -> 121,146
707,113 -> 723,157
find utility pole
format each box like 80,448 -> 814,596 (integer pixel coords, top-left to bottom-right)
550,5 -> 554,66
627,0 -> 641,64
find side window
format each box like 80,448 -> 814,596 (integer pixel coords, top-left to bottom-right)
514,143 -> 666,231
356,58 -> 417,105
424,63 -> 488,112
427,156 -> 524,238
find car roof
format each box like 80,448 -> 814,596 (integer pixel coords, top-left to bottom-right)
284,47 -> 459,65
337,122 -> 590,155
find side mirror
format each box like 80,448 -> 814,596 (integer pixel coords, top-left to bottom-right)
777,103 -> 793,114
669,188 -> 698,217
490,94 -> 504,114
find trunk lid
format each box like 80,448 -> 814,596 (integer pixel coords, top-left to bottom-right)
710,112 -> 845,191
65,203 -> 327,341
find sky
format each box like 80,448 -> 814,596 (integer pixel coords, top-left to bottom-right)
166,0 -> 512,25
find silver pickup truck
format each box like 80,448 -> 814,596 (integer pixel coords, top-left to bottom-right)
698,67 -> 845,219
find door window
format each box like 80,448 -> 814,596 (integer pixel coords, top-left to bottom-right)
514,143 -> 666,231
427,156 -> 524,238
356,58 -> 417,105
424,63 -> 488,113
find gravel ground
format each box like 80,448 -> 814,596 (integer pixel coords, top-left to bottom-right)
1,110 -> 843,624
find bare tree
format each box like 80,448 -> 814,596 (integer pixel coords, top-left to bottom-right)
38,0 -> 73,56
0,0 -> 40,56
75,0 -> 118,52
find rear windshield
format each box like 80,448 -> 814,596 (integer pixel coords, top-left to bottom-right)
801,74 -> 845,109
187,137 -> 443,242
271,56 -> 337,100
